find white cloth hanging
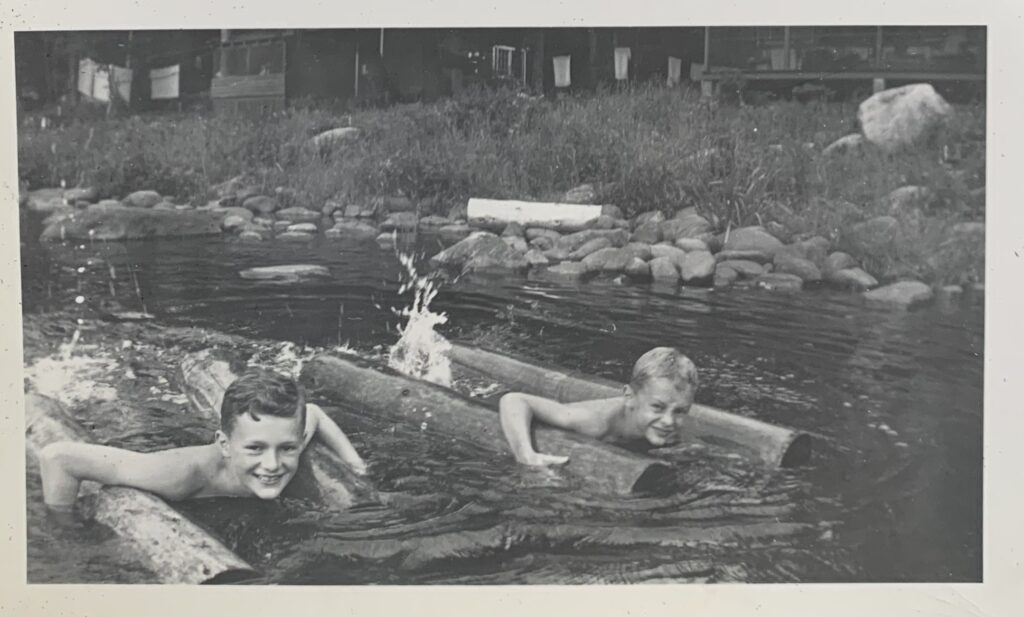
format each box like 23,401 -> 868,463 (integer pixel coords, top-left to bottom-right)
78,58 -> 97,97
614,47 -> 631,81
667,56 -> 682,86
553,55 -> 571,88
150,64 -> 181,100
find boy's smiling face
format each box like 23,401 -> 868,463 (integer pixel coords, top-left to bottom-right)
218,412 -> 305,499
625,377 -> 695,446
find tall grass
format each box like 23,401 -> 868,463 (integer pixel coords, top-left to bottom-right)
18,83 -> 985,283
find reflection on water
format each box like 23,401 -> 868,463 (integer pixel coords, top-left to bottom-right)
22,234 -> 983,583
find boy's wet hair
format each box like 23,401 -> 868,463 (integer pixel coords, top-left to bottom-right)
220,368 -> 306,434
629,347 -> 699,392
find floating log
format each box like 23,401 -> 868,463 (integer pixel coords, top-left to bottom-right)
24,392 -> 258,584
299,354 -> 674,495
447,344 -> 812,468
178,350 -> 376,510
467,198 -> 602,233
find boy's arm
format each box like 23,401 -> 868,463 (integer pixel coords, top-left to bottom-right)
499,392 -> 598,466
37,442 -> 204,510
306,404 -> 367,475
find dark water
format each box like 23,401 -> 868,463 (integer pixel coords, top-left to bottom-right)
22,232 -> 983,584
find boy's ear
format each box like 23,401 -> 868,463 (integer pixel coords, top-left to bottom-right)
215,430 -> 230,457
623,384 -> 635,408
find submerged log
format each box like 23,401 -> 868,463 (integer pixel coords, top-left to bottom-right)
467,198 -> 602,233
447,344 -> 812,468
299,354 -> 674,495
178,350 -> 376,510
24,392 -> 258,584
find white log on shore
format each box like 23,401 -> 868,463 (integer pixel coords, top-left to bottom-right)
467,198 -> 602,233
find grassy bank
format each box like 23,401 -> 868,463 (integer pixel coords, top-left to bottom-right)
17,85 -> 985,284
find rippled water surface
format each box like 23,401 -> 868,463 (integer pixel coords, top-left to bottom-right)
22,233 -> 983,583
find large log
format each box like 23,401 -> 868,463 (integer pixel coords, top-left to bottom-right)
24,392 -> 258,584
178,350 -> 376,510
447,344 -> 812,468
467,198 -> 602,233
299,354 -> 674,495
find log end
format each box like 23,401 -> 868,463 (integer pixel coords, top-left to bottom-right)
779,433 -> 812,468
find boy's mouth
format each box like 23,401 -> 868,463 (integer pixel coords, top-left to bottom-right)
254,473 -> 286,486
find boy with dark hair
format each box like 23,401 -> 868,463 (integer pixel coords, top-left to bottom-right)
39,369 -> 366,510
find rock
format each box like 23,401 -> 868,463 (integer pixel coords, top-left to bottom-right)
273,221 -> 293,232
242,195 -> 280,216
662,207 -> 711,241
824,251 -> 858,275
380,211 -> 419,232
622,242 -> 653,261
675,238 -> 710,252
543,247 -> 571,262
568,237 -> 613,261
563,184 -> 599,204
843,216 -> 902,256
40,208 -> 223,242
502,235 -> 530,253
253,216 -> 274,227
310,127 -> 361,151
339,204 -> 360,218
64,187 -> 98,202
430,232 -> 529,273
774,254 -> 822,282
822,133 -> 865,157
222,215 -> 248,232
438,223 -> 472,243
215,206 -> 254,221
42,205 -> 75,227
624,257 -> 651,280
524,249 -> 550,267
631,222 -> 662,244
209,175 -> 257,201
714,265 -> 739,286
649,256 -> 680,283
754,273 -> 804,292
240,264 -> 329,282
96,199 -> 123,209
722,226 -> 784,256
274,187 -> 313,210
858,84 -> 953,152
419,215 -> 451,229
556,229 -> 629,252
375,232 -> 397,248
633,210 -> 666,229
122,190 -> 163,208
582,247 -> 633,273
526,227 -> 562,242
679,251 -> 716,286
502,222 -> 526,237
863,280 -> 933,309
381,195 -> 415,213
277,231 -> 315,242
717,260 -> 764,278
24,188 -> 67,214
275,206 -> 321,224
714,249 -> 772,264
586,214 -> 619,230
322,200 -> 343,217
239,230 -> 265,242
529,236 -> 556,251
601,204 -> 624,219
153,202 -> 177,211
287,222 -> 319,234
650,244 -> 688,262
828,268 -> 879,290
544,261 -> 589,281
776,236 -> 830,268
324,222 -> 371,240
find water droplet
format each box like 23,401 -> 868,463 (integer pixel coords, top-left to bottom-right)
419,422 -> 428,431
843,402 -> 852,408
894,441 -> 909,448
74,295 -> 85,304
76,267 -> 85,274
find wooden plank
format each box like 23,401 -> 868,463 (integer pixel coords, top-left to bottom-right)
467,198 -> 602,233
25,392 -> 258,584
211,74 -> 286,99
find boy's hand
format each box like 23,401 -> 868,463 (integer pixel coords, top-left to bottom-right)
346,457 -> 368,476
520,452 -> 570,467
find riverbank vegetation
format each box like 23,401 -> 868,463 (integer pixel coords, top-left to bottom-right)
17,84 -> 985,284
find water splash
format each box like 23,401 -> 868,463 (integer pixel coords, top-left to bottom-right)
387,252 -> 452,387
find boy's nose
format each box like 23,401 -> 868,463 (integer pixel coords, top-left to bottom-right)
260,450 -> 281,471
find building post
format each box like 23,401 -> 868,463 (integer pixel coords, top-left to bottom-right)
782,26 -> 791,70
701,26 -> 713,98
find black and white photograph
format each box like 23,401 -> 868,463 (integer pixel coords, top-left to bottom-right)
4,1 -> 1019,610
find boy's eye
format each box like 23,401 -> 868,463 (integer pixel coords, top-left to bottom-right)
245,445 -> 264,452
281,445 -> 299,453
